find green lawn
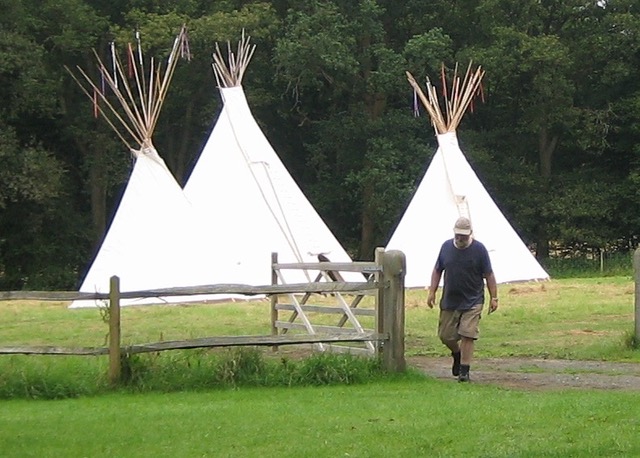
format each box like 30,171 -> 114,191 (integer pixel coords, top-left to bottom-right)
1,276 -> 638,361
2,377 -> 639,457
0,377 -> 640,457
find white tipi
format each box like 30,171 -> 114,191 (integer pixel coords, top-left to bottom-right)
387,63 -> 549,286
68,27 -> 228,307
184,34 -> 359,285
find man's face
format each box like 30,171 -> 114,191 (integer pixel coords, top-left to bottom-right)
454,233 -> 471,249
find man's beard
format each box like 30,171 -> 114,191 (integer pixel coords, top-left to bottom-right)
454,237 -> 472,249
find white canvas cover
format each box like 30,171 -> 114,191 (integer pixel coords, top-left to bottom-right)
387,132 -> 549,287
70,148 -> 239,307
184,86 -> 360,285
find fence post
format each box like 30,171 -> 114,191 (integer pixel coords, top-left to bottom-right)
108,275 -> 121,385
271,252 -> 279,352
634,248 -> 640,341
381,249 -> 406,372
374,247 -> 385,358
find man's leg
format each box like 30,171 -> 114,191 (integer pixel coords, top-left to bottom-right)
438,309 -> 462,376
459,336 -> 475,366
458,337 -> 474,381
442,340 -> 460,354
457,305 -> 483,382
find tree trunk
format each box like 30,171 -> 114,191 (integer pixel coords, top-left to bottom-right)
174,100 -> 195,184
358,93 -> 387,259
72,135 -> 107,241
360,181 -> 376,259
536,126 -> 558,260
89,153 -> 107,240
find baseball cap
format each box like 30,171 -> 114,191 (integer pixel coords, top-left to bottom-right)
453,217 -> 472,235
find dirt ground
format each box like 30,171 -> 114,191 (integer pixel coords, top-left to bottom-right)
408,356 -> 640,391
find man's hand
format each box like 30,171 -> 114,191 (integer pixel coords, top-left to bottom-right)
426,289 -> 436,309
488,297 -> 499,314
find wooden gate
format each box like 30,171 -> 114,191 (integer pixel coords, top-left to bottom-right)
271,247 -> 395,355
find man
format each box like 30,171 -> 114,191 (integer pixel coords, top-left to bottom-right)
426,216 -> 498,382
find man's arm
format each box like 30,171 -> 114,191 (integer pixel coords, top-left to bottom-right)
426,268 -> 442,308
484,271 -> 498,313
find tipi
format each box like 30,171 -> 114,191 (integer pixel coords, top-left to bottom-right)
183,33 -> 359,285
387,63 -> 549,286
68,27 -> 230,307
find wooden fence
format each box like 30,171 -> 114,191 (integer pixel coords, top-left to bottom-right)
0,248 -> 406,384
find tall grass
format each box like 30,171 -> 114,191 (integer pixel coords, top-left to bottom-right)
0,349 -> 386,400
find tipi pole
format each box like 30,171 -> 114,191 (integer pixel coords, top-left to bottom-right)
67,24 -> 189,152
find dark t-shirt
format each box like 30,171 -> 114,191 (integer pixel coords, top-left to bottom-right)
435,239 -> 493,311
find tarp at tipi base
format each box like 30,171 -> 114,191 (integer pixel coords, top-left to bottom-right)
387,132 -> 549,287
183,37 -> 361,286
387,63 -> 549,287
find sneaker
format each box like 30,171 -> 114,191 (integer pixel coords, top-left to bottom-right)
451,351 -> 461,377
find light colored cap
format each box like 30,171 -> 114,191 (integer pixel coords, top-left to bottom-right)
453,217 -> 472,235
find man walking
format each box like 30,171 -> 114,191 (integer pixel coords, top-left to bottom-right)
426,216 -> 498,382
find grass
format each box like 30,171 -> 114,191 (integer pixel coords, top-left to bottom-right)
1,276 -> 639,399
1,377 -> 639,457
1,276 -> 640,456
0,349 -> 387,399
406,276 -> 640,361
2,276 -> 638,361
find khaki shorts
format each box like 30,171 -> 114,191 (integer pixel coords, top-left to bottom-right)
438,304 -> 483,341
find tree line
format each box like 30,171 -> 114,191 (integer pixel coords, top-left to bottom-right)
1,0 -> 639,290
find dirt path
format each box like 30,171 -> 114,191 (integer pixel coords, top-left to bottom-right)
407,356 -> 640,391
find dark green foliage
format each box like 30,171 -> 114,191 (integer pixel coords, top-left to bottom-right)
1,0 -> 640,287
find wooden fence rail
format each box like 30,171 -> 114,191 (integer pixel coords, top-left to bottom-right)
0,281 -> 376,301
0,248 -> 406,384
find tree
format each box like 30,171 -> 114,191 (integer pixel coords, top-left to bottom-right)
274,0 -> 450,258
461,0 -> 640,258
0,0 -> 108,288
